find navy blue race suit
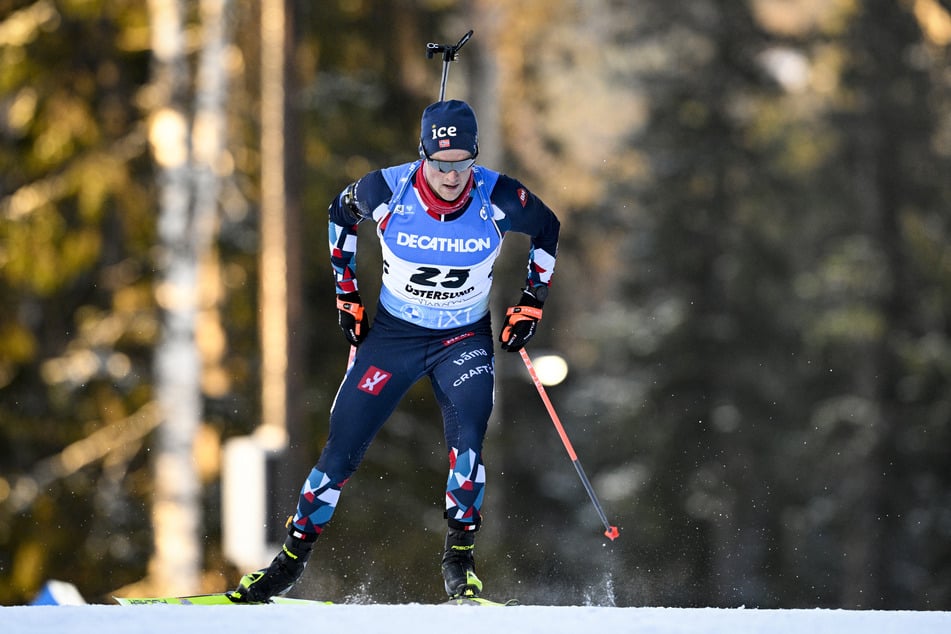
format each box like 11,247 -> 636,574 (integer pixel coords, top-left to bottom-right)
288,160 -> 560,537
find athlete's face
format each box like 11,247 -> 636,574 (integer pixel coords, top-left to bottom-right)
423,149 -> 475,202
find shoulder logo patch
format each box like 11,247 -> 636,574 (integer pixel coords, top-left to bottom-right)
517,188 -> 529,207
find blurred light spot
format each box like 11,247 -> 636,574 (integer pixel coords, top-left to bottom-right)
534,354 -> 568,386
759,47 -> 810,93
106,353 -> 132,380
149,109 -> 189,167
914,0 -> 951,46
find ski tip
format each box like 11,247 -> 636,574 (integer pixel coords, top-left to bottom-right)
604,526 -> 620,541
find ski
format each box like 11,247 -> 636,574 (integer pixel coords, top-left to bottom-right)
443,596 -> 519,606
114,593 -> 331,606
116,592 -> 516,607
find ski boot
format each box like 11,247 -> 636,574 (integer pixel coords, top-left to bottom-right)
441,527 -> 483,598
227,533 -> 315,603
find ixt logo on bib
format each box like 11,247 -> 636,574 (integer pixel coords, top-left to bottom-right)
358,365 -> 392,395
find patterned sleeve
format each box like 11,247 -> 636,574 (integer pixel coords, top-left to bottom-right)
489,175 -> 560,290
328,170 -> 393,295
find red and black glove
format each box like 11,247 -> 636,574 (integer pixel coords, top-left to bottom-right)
337,291 -> 369,346
499,287 -> 546,352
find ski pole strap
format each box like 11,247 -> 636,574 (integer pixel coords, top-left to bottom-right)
505,305 -> 543,322
337,297 -> 365,334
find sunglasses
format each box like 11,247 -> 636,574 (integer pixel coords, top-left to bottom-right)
424,152 -> 477,173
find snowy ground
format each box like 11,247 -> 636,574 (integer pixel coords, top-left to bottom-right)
2,604 -> 950,634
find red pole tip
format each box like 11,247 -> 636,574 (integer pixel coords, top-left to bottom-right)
604,526 -> 620,541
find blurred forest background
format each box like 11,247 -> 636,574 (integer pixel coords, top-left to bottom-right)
2,0 -> 951,609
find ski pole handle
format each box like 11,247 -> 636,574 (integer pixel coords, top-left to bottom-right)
519,349 -> 620,541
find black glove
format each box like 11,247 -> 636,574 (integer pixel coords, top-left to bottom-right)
336,291 -> 369,346
499,288 -> 546,352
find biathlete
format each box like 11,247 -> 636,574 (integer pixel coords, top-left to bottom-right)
229,99 -> 560,602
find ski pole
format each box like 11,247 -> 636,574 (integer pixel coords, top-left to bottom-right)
426,30 -> 474,101
519,348 -> 620,541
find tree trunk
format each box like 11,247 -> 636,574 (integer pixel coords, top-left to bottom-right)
147,0 -> 231,594
260,0 -> 307,533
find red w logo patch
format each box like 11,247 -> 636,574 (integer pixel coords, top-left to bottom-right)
358,366 -> 392,395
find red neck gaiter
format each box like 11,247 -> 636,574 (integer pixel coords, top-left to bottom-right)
414,166 -> 475,216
